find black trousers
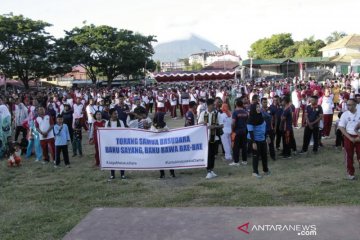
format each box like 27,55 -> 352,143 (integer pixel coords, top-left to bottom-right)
275,128 -> 282,149
15,126 -> 27,142
267,130 -> 276,159
111,170 -> 125,177
55,145 -> 70,165
232,131 -> 247,163
252,141 -> 269,174
302,126 -> 319,152
160,170 -> 175,176
335,129 -> 343,147
282,130 -> 296,156
207,142 -> 216,171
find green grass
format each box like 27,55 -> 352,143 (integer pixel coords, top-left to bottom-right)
1,118 -> 360,239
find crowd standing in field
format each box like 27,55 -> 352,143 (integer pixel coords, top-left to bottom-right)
1,74 -> 360,180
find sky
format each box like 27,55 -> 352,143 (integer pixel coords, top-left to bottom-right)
1,0 -> 359,59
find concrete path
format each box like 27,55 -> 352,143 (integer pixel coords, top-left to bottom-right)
64,207 -> 360,240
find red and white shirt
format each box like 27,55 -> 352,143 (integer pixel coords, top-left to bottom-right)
35,115 -> 54,140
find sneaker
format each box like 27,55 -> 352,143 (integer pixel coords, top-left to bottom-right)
159,175 -> 165,179
241,161 -> 248,166
210,171 -> 218,177
206,172 -> 214,179
72,154 -> 77,157
170,174 -> 176,178
299,150 -> 308,155
252,173 -> 263,179
264,170 -> 271,176
326,136 -> 331,139
309,141 -> 314,146
229,162 -> 240,166
321,136 -> 327,140
35,159 -> 41,162
42,160 -> 49,164
347,175 -> 355,180
108,175 -> 115,182
54,165 -> 60,168
293,151 -> 298,156
282,155 -> 292,159
65,164 -> 71,168
120,175 -> 127,180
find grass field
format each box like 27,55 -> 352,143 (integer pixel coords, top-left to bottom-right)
1,116 -> 360,240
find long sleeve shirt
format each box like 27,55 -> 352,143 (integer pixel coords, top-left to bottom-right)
53,124 -> 70,146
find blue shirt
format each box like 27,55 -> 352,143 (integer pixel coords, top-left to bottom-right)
282,107 -> 293,131
261,108 -> 272,132
247,122 -> 266,141
232,109 -> 248,133
306,105 -> 323,127
53,124 -> 70,146
185,111 -> 195,127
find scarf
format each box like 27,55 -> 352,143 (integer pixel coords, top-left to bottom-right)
248,104 -> 264,126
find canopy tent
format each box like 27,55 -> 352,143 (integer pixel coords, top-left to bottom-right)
0,79 -> 39,87
154,70 -> 236,83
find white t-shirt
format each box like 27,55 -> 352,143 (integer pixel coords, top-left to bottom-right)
291,91 -> 300,108
219,113 -> 232,134
169,94 -> 177,106
157,96 -> 165,108
321,96 -> 334,114
338,110 -> 360,135
35,115 -> 54,140
73,103 -> 84,116
86,104 -> 100,124
105,120 -> 125,128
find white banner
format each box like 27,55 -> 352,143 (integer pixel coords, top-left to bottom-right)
98,125 -> 208,170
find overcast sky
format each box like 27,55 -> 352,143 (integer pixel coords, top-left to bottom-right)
1,0 -> 359,58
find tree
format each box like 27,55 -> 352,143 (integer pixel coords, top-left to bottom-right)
294,37 -> 325,58
326,31 -> 347,44
249,34 -> 326,59
0,14 -> 69,89
62,24 -> 156,86
248,33 -> 294,59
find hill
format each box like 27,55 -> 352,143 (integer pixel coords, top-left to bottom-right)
153,34 -> 220,62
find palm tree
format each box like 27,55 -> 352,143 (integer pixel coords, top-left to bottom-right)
326,31 -> 347,44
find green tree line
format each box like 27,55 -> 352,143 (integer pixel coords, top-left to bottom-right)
248,32 -> 347,59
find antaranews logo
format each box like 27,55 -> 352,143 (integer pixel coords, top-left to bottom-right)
237,222 -> 317,236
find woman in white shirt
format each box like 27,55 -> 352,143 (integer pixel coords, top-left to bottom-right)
219,103 -> 233,161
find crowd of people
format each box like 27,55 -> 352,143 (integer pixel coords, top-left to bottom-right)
1,74 -> 360,180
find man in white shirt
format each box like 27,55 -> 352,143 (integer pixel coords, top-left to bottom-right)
291,86 -> 301,129
321,88 -> 334,138
198,98 -> 223,179
105,109 -> 126,180
169,89 -> 178,119
338,98 -> 360,180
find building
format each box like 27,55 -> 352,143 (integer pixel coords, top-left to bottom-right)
160,61 -> 186,72
241,57 -> 330,80
319,34 -> 360,74
189,50 -> 240,67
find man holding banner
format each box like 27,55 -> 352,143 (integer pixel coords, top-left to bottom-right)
105,108 -> 126,181
198,99 -> 224,179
